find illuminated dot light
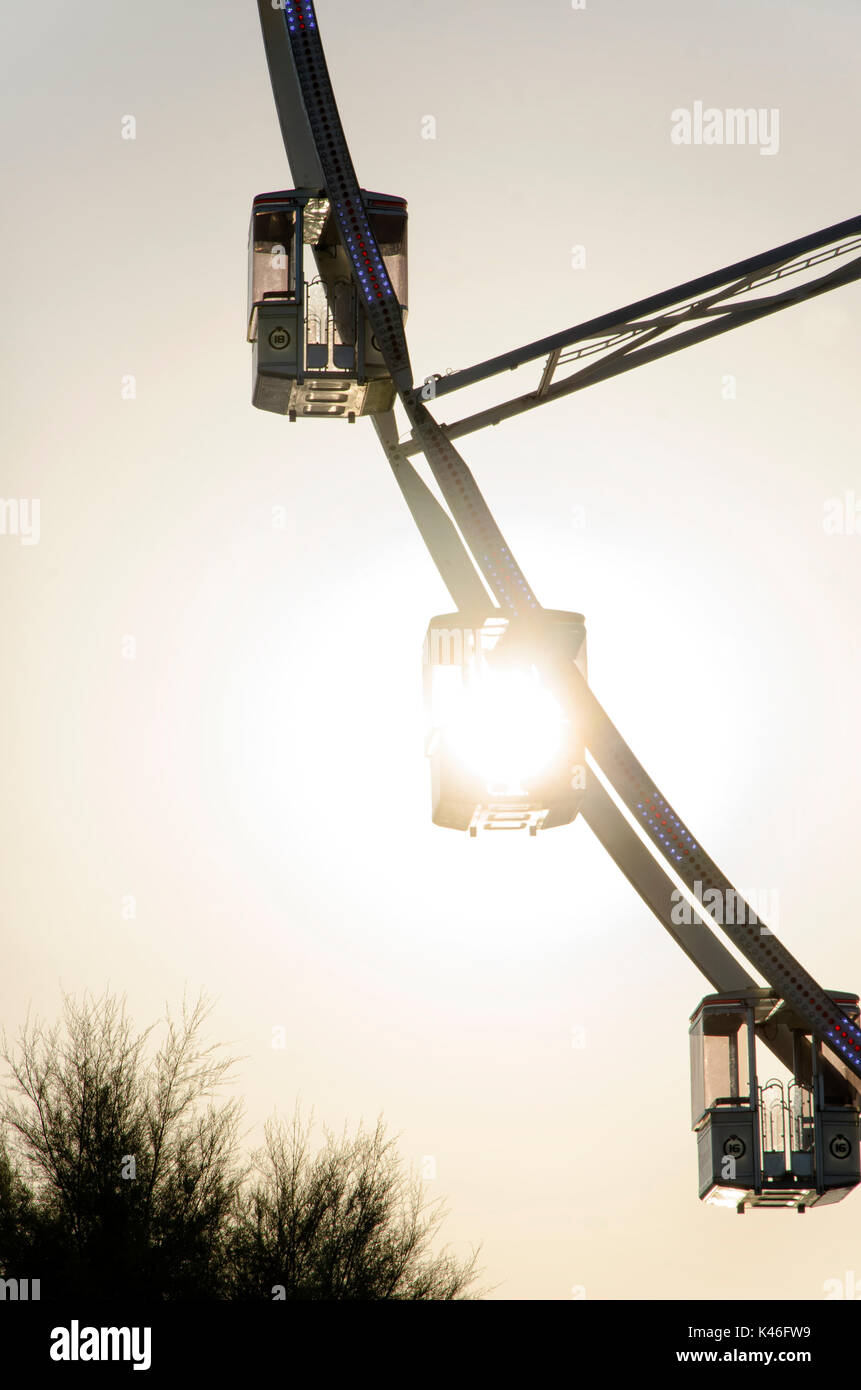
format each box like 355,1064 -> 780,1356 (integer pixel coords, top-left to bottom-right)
826,1023 -> 861,1056
334,201 -> 396,303
636,793 -> 696,864
286,0 -> 317,32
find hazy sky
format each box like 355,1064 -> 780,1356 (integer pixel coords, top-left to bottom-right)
2,0 -> 860,1299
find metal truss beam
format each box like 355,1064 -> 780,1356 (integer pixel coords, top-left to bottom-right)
400,217 -> 861,454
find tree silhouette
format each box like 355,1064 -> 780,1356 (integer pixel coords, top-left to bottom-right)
0,992 -> 480,1300
229,1112 -> 479,1300
1,991 -> 242,1301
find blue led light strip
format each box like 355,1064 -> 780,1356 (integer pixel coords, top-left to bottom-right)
281,0 -> 540,615
576,668 -> 861,1072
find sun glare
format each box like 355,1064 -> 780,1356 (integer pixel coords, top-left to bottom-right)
444,666 -> 565,794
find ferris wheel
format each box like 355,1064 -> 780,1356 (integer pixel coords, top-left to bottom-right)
248,0 -> 861,1213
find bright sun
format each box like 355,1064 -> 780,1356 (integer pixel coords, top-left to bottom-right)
444,666 -> 565,794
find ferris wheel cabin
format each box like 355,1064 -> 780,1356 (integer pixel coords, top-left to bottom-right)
247,189 -> 408,421
690,990 -> 861,1213
423,609 -> 588,834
